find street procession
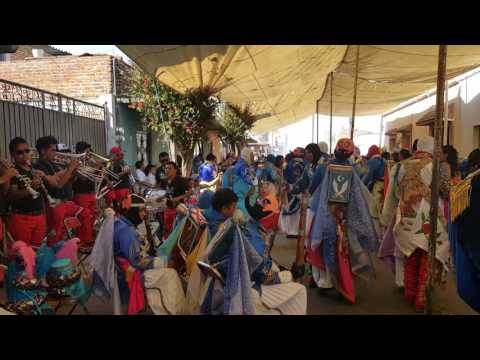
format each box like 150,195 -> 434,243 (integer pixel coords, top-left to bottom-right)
0,44 -> 479,315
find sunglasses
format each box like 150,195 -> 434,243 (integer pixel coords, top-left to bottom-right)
15,149 -> 31,155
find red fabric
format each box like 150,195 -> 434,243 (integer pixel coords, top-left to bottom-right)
46,201 -> 89,247
164,207 -> 177,239
336,231 -> 355,304
8,213 -> 47,248
110,146 -> 122,155
404,248 -> 428,310
384,165 -> 390,198
116,257 -> 146,315
335,138 -> 355,156
260,212 -> 280,231
367,145 -> 381,159
443,199 -> 449,225
306,246 -> 325,269
74,193 -> 96,244
105,188 -> 130,206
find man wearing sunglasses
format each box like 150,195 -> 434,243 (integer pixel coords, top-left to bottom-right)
33,136 -> 90,247
104,146 -> 132,206
6,137 -> 48,248
155,152 -> 170,190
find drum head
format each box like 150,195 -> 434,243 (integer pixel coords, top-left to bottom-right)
146,189 -> 167,199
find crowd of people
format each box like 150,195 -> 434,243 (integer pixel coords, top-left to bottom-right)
1,132 -> 479,315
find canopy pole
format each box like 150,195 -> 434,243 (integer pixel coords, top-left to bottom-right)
425,44 -> 448,315
329,72 -> 334,154
316,99 -> 320,143
350,45 -> 360,140
312,114 -> 315,143
379,115 -> 384,148
443,79 -> 449,145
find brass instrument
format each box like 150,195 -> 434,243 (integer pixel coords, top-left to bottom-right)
0,160 -> 40,199
26,160 -> 59,208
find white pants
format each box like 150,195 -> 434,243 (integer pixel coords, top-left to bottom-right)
312,265 -> 333,289
253,282 -> 307,315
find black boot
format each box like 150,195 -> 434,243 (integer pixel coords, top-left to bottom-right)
290,263 -> 305,279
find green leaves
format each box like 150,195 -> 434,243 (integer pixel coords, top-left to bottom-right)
128,65 -> 257,156
217,103 -> 255,146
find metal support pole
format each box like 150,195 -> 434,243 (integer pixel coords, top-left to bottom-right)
316,99 -> 320,144
350,45 -> 360,140
379,115 -> 384,148
312,114 -> 315,143
329,72 -> 334,154
425,45 -> 448,315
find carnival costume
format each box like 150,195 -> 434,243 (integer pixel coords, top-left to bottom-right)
307,138 -> 380,303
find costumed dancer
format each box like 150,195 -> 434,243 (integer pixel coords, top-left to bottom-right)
381,137 -> 450,312
362,145 -> 386,216
449,149 -> 480,313
317,142 -> 330,165
307,138 -> 380,303
289,143 -> 322,279
231,148 -> 258,216
221,154 -> 236,190
91,195 -> 182,315
278,147 -> 305,238
379,150 -> 410,291
185,188 -> 306,315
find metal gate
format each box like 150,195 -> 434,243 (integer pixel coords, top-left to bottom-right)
0,79 -> 107,158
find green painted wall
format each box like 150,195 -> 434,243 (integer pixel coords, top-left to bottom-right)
116,103 -> 143,167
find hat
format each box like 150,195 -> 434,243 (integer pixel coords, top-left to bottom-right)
318,141 -> 329,154
110,146 -> 122,155
335,138 -> 355,156
367,145 -> 381,159
416,137 -> 434,155
46,258 -> 81,289
57,143 -> 70,152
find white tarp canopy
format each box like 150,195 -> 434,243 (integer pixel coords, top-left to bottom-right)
118,45 -> 480,134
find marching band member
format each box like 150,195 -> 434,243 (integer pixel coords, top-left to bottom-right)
163,161 -> 192,238
104,147 -> 132,206
0,156 -> 19,256
72,141 -> 96,248
6,137 -> 47,248
33,136 -> 90,247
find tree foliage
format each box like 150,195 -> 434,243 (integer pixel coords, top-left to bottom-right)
129,66 -> 219,174
217,103 -> 256,150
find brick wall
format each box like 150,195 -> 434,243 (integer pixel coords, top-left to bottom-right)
0,54 -> 135,102
9,45 -> 34,61
114,58 -> 134,99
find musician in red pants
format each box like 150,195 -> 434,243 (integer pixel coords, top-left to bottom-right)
104,147 -> 131,206
0,159 -> 19,261
6,137 -> 47,249
72,142 -> 96,247
33,136 -> 90,247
